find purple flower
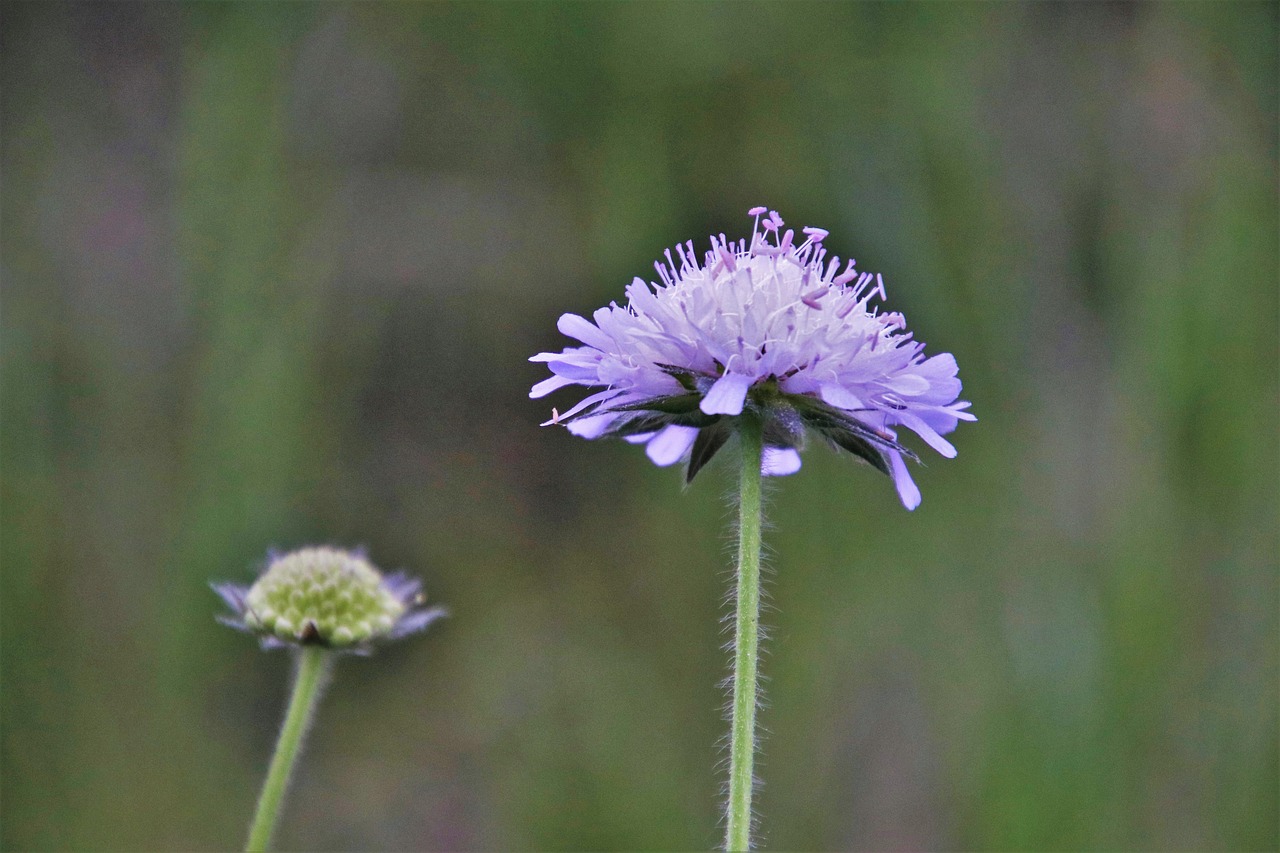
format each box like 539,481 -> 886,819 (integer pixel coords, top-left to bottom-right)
213,547 -> 447,653
529,208 -> 974,509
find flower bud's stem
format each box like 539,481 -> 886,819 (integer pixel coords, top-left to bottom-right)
246,646 -> 331,852
726,414 -> 764,852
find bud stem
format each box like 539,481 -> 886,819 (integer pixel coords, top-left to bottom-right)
246,646 -> 332,852
726,414 -> 764,852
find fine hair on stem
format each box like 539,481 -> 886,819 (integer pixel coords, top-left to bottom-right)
725,414 -> 765,851
245,646 -> 333,852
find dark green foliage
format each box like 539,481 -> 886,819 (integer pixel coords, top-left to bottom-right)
606,410 -> 721,438
790,394 -> 918,465
611,392 -> 705,415
822,429 -> 893,476
687,423 -> 732,484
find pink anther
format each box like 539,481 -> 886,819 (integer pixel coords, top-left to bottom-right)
717,242 -> 737,272
801,288 -> 827,310
779,229 -> 794,253
833,260 -> 859,286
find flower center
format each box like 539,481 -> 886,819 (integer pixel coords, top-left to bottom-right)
243,548 -> 406,646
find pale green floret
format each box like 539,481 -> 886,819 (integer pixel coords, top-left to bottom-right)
243,547 -> 407,647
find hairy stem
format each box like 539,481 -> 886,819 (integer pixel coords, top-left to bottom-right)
246,646 -> 331,852
726,414 -> 764,851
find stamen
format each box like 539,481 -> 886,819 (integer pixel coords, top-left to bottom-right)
801,288 -> 826,310
717,241 -> 737,272
833,260 -> 859,286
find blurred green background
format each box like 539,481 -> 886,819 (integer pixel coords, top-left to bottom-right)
2,2 -> 1276,850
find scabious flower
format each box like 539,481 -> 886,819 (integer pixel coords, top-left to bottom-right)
529,207 -> 973,509
213,546 -> 445,652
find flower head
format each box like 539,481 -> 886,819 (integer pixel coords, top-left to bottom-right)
529,207 -> 974,508
213,547 -> 446,652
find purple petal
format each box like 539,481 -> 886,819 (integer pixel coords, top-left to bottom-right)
387,606 -> 448,640
908,405 -> 971,438
544,388 -> 623,425
915,352 -> 959,384
210,582 -> 248,614
645,424 -> 699,466
889,450 -> 922,510
530,375 -> 577,399
895,411 -> 957,458
819,382 -> 863,410
700,372 -> 753,415
761,446 -> 802,476
911,353 -> 963,403
529,348 -> 596,366
381,571 -> 423,603
566,413 -> 617,439
557,313 -> 615,351
215,614 -> 250,632
544,359 -> 601,382
883,373 -> 931,396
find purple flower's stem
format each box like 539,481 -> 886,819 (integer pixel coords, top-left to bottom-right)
246,646 -> 332,852
726,414 -> 764,852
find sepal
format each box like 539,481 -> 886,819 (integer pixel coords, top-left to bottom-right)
606,410 -> 721,438
821,429 -> 891,476
610,393 -> 705,415
686,423 -> 732,483
789,395 -> 918,461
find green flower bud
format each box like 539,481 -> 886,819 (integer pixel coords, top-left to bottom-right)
213,547 -> 446,651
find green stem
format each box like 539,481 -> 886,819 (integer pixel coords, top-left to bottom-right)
246,646 -> 331,852
726,414 -> 764,852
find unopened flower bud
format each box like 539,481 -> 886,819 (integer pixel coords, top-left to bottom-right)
213,546 -> 445,652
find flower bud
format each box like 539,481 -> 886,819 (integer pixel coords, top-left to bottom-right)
213,547 -> 445,652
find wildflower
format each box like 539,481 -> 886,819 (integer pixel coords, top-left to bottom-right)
213,546 -> 445,652
529,207 -> 973,508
